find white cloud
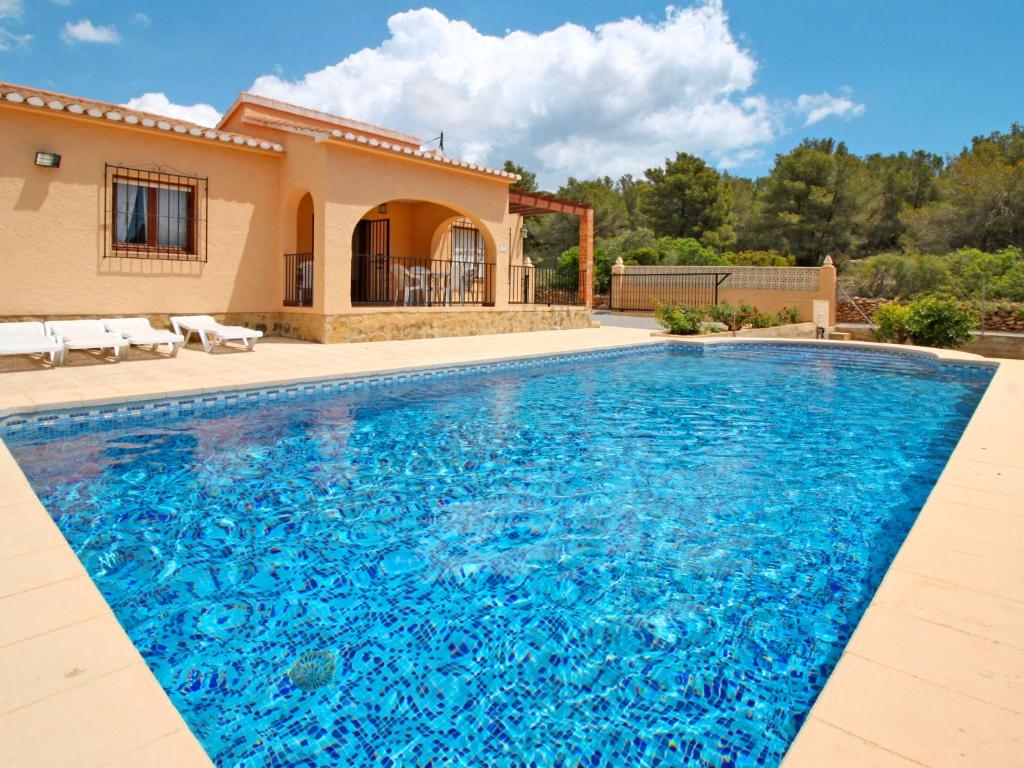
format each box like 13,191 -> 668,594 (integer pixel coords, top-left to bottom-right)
246,4 -> 784,185
131,12 -> 150,27
794,89 -> 866,126
61,18 -> 121,44
0,27 -> 30,49
0,0 -> 23,20
122,92 -> 222,127
0,0 -> 28,51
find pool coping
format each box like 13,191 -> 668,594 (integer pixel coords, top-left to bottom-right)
1,332 -> 1021,766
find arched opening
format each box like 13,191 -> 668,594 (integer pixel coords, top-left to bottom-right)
284,191 -> 315,308
295,192 -> 314,253
350,200 -> 495,306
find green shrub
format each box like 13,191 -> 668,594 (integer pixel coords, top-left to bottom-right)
654,237 -> 726,266
990,260 -> 1024,302
843,252 -> 951,298
872,302 -> 912,344
905,296 -> 977,348
708,301 -> 754,331
774,305 -> 802,324
722,250 -> 796,267
654,301 -> 705,335
706,301 -> 779,330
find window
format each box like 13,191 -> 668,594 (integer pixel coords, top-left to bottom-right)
105,165 -> 208,261
450,220 -> 487,277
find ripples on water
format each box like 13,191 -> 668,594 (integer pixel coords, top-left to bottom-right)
5,345 -> 991,767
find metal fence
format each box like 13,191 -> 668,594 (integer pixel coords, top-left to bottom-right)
608,271 -> 730,311
283,252 -> 314,307
508,265 -> 584,305
351,254 -> 495,306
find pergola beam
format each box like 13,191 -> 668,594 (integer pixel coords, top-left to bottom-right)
508,191 -> 592,217
508,190 -> 594,309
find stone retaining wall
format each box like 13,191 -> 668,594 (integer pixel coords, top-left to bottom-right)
836,323 -> 1024,360
1,308 -> 595,345
319,308 -> 594,343
838,297 -> 1024,333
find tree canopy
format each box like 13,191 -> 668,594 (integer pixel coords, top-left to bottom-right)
506,121 -> 1024,295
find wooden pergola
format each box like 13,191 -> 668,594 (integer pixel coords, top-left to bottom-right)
509,190 -> 595,308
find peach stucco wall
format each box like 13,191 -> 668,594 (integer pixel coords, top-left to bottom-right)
0,104 -> 283,317
321,142 -> 515,313
0,100 -> 521,322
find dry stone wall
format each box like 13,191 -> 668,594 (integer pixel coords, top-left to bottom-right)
837,298 -> 1024,333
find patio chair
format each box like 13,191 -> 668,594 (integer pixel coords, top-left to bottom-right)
103,318 -> 185,357
0,321 -> 65,366
44,320 -> 129,362
170,315 -> 263,352
395,266 -> 431,306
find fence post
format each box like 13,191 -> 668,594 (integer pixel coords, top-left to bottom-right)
523,256 -> 535,303
820,254 -> 837,326
610,257 -> 625,311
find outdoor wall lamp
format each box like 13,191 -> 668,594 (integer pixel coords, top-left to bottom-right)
34,151 -> 61,168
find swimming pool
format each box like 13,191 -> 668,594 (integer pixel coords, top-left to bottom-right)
2,343 -> 993,767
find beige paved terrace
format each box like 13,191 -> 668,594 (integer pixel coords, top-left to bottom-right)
0,327 -> 1022,767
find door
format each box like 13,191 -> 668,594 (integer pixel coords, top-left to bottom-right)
352,219 -> 390,303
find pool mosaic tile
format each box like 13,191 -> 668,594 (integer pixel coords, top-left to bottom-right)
1,343 -> 992,766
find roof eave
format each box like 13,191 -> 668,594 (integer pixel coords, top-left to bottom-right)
0,86 -> 285,155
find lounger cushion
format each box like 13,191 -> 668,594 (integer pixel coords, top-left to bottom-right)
121,332 -> 183,345
210,326 -> 263,339
45,319 -> 109,337
0,338 -> 63,355
103,318 -> 158,334
61,333 -> 129,349
170,315 -> 218,329
0,321 -> 52,341
102,318 -> 183,346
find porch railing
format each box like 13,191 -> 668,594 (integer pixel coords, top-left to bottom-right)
283,252 -> 314,307
509,264 -> 583,305
351,253 -> 495,306
608,271 -> 729,311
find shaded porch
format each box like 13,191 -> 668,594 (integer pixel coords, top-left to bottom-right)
350,200 -> 496,307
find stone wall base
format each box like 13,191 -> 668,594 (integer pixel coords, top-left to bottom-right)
1,308 -> 595,345
835,323 -> 1024,360
318,308 -> 595,343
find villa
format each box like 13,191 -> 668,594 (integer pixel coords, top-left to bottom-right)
1,81 -> 1022,768
0,82 -> 594,342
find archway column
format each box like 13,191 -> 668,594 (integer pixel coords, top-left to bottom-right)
508,191 -> 594,308
322,202 -> 353,314
578,207 -> 594,309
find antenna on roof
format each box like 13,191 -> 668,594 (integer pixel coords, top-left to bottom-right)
421,131 -> 444,153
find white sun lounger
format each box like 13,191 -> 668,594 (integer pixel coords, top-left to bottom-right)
170,315 -> 263,353
45,319 -> 130,362
0,321 -> 65,366
103,318 -> 184,357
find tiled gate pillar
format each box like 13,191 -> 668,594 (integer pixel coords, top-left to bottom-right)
578,207 -> 595,309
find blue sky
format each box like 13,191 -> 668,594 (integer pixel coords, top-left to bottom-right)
1,0 -> 1021,186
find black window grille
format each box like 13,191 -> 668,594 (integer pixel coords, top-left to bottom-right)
450,220 -> 486,277
104,164 -> 208,262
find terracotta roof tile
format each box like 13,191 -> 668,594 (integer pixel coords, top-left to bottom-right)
0,81 -> 284,153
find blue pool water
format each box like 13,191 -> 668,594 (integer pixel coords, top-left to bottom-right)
3,344 -> 992,767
